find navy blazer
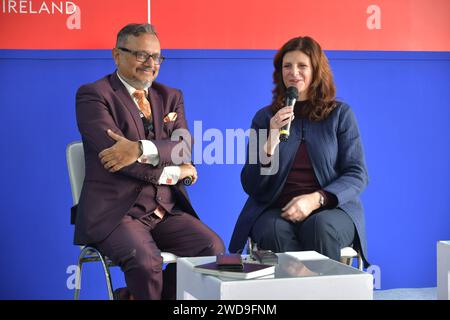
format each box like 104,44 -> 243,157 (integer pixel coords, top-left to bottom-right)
229,102 -> 369,267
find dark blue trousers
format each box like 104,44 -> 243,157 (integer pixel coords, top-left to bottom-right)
250,207 -> 355,261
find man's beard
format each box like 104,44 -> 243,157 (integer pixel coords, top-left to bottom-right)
123,74 -> 153,90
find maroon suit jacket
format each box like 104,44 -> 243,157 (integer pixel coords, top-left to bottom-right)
74,72 -> 197,245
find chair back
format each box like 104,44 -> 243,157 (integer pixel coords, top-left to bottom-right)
66,141 -> 85,206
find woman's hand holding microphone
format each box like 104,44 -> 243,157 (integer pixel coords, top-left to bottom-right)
264,106 -> 294,156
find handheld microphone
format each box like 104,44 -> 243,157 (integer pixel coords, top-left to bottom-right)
279,86 -> 299,142
182,176 -> 193,186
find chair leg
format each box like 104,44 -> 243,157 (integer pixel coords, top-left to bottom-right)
341,257 -> 353,267
74,247 -> 91,300
97,253 -> 114,300
74,260 -> 83,300
347,257 -> 354,266
357,253 -> 363,271
247,237 -> 259,253
74,246 -> 115,300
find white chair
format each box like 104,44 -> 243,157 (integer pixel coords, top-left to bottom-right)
340,246 -> 363,271
247,237 -> 363,271
66,141 -> 177,300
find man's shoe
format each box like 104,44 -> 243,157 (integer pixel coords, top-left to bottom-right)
113,287 -> 134,300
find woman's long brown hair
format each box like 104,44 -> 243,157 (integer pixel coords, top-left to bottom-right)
271,36 -> 337,121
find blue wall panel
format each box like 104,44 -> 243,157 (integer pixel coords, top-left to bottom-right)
0,49 -> 449,298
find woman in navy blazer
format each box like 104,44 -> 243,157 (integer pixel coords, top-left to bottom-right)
229,36 -> 369,267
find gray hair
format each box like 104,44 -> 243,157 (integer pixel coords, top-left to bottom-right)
116,23 -> 158,47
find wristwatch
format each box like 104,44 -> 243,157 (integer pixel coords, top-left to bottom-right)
318,193 -> 325,207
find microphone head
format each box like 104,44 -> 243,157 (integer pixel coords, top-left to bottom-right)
281,86 -> 298,142
286,86 -> 299,100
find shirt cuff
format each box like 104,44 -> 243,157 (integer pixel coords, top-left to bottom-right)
158,166 -> 181,185
137,140 -> 160,166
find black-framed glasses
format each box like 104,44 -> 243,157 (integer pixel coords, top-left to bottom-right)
118,47 -> 165,65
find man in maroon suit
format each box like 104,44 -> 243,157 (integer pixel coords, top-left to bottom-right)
74,23 -> 225,300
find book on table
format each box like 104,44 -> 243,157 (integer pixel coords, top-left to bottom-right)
194,261 -> 275,280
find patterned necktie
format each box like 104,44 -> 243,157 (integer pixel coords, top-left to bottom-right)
132,90 -> 152,119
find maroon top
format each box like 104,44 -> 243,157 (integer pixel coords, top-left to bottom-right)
275,133 -> 337,209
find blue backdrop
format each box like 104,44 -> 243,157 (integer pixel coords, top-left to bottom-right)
0,49 -> 449,299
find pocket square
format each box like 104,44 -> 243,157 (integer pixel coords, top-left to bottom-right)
163,112 -> 177,123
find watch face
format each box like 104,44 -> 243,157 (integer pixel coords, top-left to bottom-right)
319,195 -> 324,206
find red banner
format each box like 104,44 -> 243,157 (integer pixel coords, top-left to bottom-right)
0,0 -> 448,51
0,0 -> 148,49
153,0 -> 450,51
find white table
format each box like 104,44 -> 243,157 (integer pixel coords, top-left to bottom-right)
176,251 -> 373,300
438,241 -> 450,300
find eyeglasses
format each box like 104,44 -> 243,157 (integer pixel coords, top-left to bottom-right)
117,47 -> 165,65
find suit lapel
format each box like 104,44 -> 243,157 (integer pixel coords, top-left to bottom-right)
109,73 -> 146,139
148,86 -> 164,139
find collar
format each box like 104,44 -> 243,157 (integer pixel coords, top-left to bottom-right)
116,71 -> 149,97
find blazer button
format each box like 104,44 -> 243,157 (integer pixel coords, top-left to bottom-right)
157,196 -> 162,201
